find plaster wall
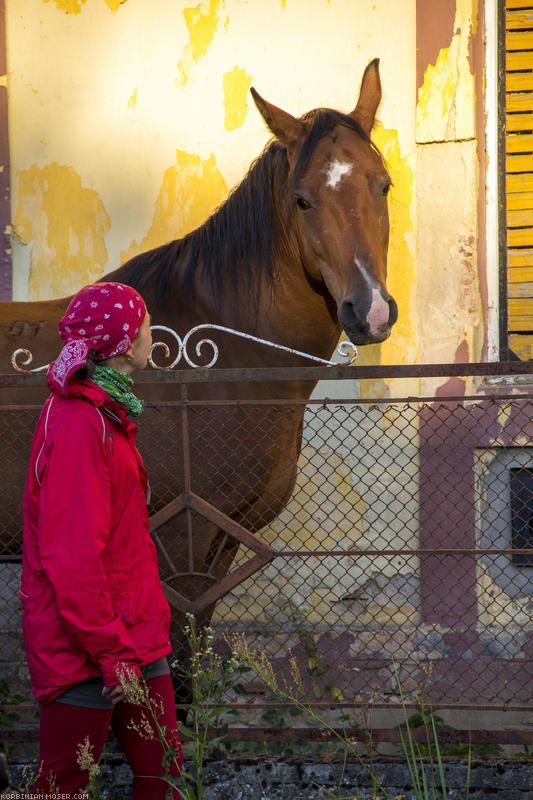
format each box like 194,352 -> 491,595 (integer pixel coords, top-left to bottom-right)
7,0 -> 417,380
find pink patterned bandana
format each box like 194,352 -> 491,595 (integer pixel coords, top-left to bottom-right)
47,282 -> 147,395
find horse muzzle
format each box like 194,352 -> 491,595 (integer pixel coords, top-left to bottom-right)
339,288 -> 398,346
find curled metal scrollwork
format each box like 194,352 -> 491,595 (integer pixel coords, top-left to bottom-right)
148,323 -> 357,369
12,324 -> 358,373
11,348 -> 49,374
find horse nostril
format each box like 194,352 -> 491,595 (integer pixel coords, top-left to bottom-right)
339,299 -> 366,332
387,296 -> 398,327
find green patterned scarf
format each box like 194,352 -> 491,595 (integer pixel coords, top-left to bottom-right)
90,365 -> 144,417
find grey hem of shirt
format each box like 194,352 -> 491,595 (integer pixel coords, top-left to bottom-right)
54,656 -> 170,709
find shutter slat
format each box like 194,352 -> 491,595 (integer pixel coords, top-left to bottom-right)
507,112 -> 533,130
508,281 -> 533,296
507,72 -> 533,92
507,31 -> 533,50
509,267 -> 533,284
509,334 -> 533,359
507,133 -> 533,151
508,247 -> 533,267
507,190 -> 533,208
507,2 -> 533,10
507,50 -> 533,69
506,91 -> 533,111
507,154 -> 533,172
507,172 -> 533,191
507,9 -> 533,29
507,226 -> 533,246
508,208 -> 533,225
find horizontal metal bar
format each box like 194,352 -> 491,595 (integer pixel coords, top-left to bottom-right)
146,392 -> 533,407
4,549 -> 533,564
3,700 -> 533,714
132,361 -> 533,383
195,702 -> 533,713
272,549 -> 533,557
3,361 -> 533,388
211,728 -> 533,745
3,725 -> 533,745
1,392 -> 531,410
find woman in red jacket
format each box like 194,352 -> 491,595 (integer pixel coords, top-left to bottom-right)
21,282 -> 182,799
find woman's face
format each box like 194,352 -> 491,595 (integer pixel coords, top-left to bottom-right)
128,312 -> 153,372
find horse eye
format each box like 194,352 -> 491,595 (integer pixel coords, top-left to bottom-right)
382,182 -> 391,196
296,196 -> 311,211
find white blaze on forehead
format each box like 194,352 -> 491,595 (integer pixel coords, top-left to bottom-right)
325,160 -> 353,189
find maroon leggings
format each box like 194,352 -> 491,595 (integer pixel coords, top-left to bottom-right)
31,674 -> 183,799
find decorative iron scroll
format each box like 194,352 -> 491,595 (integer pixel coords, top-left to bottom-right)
148,324 -> 357,369
11,323 -> 357,374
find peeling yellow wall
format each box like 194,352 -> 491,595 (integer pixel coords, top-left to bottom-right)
354,122 -> 417,399
415,0 -> 483,377
223,66 -> 252,132
121,151 -> 228,264
43,0 -> 128,13
416,0 -> 476,143
177,0 -> 224,89
14,164 -> 110,300
8,0 -> 416,320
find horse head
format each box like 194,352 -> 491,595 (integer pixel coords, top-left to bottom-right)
251,59 -> 397,346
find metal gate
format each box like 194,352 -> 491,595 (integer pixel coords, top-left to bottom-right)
3,361 -> 533,749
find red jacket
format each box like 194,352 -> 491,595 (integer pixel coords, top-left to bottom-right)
21,379 -> 171,706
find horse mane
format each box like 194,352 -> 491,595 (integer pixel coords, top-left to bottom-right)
116,108 -> 380,307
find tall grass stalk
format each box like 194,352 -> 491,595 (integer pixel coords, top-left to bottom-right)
171,613 -> 241,799
393,662 -> 471,800
228,633 -> 397,800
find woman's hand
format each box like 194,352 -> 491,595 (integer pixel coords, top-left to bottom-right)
102,683 -> 126,705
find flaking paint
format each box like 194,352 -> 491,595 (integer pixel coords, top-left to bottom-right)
104,0 -> 127,9
353,123 -> 417,396
43,0 -> 85,12
14,164 -> 110,300
223,66 -> 252,132
176,0 -> 223,89
121,150 -> 227,265
416,0 -> 476,143
416,141 -> 481,370
43,0 -> 127,12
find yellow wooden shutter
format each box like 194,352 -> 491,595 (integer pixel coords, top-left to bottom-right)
506,3 -> 533,359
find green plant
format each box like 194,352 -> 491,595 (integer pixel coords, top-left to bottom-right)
283,598 -> 344,702
228,633 -> 397,800
170,613 -> 242,799
393,662 -> 471,800
117,613 -> 241,799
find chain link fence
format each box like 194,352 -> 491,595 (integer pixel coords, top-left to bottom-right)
2,364 -> 533,746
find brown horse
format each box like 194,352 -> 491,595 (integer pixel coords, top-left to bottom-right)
1,60 -> 396,685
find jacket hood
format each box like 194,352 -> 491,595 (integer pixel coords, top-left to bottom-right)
60,378 -> 134,430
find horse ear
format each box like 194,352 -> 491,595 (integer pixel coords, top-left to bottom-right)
251,87 -> 304,150
348,58 -> 382,135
